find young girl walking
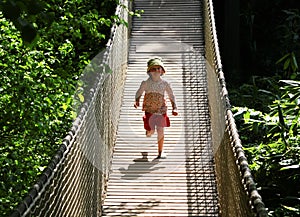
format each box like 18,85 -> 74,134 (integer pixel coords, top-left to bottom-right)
134,57 -> 178,159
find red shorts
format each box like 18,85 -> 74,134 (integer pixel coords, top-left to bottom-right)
143,112 -> 170,131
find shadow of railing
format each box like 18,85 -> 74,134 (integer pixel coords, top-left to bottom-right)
182,50 -> 219,216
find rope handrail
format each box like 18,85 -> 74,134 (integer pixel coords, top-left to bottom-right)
204,0 -> 267,216
10,1 -> 129,216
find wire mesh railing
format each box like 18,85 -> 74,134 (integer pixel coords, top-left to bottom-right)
204,0 -> 268,216
10,1 -> 130,216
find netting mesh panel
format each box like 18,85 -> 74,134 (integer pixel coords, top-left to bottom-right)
182,50 -> 219,216
215,131 -> 253,217
204,0 -> 267,216
10,1 -> 129,217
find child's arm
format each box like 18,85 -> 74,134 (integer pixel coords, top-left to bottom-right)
134,81 -> 146,108
170,99 -> 178,116
134,97 -> 141,108
166,82 -> 178,116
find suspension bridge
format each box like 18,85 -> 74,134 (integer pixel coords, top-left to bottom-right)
11,0 -> 267,217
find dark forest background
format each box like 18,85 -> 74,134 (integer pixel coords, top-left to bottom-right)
215,0 -> 300,84
214,0 -> 300,216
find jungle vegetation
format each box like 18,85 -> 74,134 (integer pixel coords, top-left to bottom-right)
0,0 -> 128,215
215,0 -> 300,216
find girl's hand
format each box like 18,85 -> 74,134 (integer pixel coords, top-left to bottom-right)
172,109 -> 178,116
134,101 -> 140,108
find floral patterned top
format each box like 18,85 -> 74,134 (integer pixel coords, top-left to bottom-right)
135,77 -> 177,114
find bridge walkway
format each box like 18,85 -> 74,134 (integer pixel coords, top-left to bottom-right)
102,0 -> 219,216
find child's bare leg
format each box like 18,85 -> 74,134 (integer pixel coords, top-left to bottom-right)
157,127 -> 164,156
146,129 -> 155,137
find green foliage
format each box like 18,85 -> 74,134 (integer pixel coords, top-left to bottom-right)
275,9 -> 300,80
229,1 -> 300,216
0,0 -> 47,43
229,76 -> 281,112
276,9 -> 300,53
0,13 -> 73,215
0,0 -> 138,215
276,52 -> 299,79
232,80 -> 300,216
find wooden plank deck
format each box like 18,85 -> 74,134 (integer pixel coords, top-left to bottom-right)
102,0 -> 219,216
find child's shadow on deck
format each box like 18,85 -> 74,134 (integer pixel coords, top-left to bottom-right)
119,152 -> 165,180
